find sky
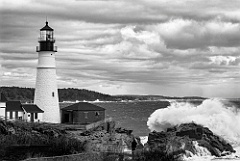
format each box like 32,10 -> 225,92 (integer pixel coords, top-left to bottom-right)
0,0 -> 240,98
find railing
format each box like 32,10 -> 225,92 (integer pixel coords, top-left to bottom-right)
38,37 -> 55,42
36,46 -> 57,52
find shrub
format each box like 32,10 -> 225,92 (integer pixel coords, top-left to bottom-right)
134,149 -> 182,161
0,120 -> 87,161
47,136 -> 87,155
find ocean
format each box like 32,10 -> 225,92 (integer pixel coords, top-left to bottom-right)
93,99 -> 240,136
91,98 -> 240,161
94,100 -> 170,136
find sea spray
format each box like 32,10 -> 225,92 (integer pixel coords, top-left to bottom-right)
139,136 -> 148,145
147,99 -> 240,146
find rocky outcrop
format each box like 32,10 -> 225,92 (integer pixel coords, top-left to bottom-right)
73,121 -> 141,156
115,127 -> 133,135
147,122 -> 235,157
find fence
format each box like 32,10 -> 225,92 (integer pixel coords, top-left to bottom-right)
85,117 -> 112,130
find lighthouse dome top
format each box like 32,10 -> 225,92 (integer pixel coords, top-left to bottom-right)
40,21 -> 53,31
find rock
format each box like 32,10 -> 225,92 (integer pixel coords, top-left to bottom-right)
81,130 -> 92,136
0,119 -> 8,134
115,127 -> 132,135
7,127 -> 16,135
41,129 -> 60,137
147,123 -> 235,157
221,151 -> 232,156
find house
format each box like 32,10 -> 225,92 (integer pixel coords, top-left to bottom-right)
6,102 -> 44,122
0,93 -> 44,122
0,93 -> 8,119
5,101 -> 25,121
22,104 -> 44,122
61,102 -> 105,125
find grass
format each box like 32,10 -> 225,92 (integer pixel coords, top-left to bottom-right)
0,119 -> 87,161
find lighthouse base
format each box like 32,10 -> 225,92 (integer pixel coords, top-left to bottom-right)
34,68 -> 60,123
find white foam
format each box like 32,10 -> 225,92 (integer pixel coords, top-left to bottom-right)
139,136 -> 148,145
147,99 -> 240,160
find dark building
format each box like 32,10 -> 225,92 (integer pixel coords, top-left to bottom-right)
61,102 -> 105,125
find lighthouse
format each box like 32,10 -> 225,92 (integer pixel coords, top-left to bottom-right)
34,21 -> 60,123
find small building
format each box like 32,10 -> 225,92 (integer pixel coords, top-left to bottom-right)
61,102 -> 105,125
22,104 -> 44,122
6,101 -> 25,121
0,93 -> 44,122
0,93 -> 8,119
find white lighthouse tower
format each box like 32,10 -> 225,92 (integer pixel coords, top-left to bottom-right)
34,21 -> 60,123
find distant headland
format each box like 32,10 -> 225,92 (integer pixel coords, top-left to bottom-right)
0,86 -> 206,103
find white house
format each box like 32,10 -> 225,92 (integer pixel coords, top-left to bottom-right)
5,101 -> 25,121
0,93 -> 44,122
5,101 -> 44,122
0,93 -> 7,119
22,104 -> 44,122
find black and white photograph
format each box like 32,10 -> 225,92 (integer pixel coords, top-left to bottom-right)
0,0 -> 240,160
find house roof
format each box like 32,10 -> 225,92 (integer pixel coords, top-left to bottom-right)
0,93 -> 8,102
22,104 -> 44,113
62,102 -> 105,111
40,21 -> 54,31
6,101 -> 24,111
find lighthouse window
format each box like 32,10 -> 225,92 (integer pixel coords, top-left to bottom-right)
52,92 -> 54,97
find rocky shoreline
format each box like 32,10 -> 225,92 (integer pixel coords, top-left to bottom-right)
0,118 -> 237,161
0,119 -> 139,161
146,122 -> 236,158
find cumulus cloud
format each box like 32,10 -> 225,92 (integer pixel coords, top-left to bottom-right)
0,0 -> 240,97
147,19 -> 240,49
209,56 -> 240,66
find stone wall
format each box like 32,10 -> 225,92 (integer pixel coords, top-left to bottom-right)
24,152 -> 104,161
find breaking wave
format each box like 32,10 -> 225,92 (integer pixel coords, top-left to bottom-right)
147,99 -> 240,146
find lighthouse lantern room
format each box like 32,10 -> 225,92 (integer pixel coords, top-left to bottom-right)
36,21 -> 57,52
34,21 -> 60,123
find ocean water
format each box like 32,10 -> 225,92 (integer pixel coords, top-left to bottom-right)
94,99 -> 240,136
93,99 -> 240,160
94,100 -> 170,136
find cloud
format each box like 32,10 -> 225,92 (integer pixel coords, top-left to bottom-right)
1,0 -> 240,97
209,56 -> 240,66
147,19 -> 240,49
